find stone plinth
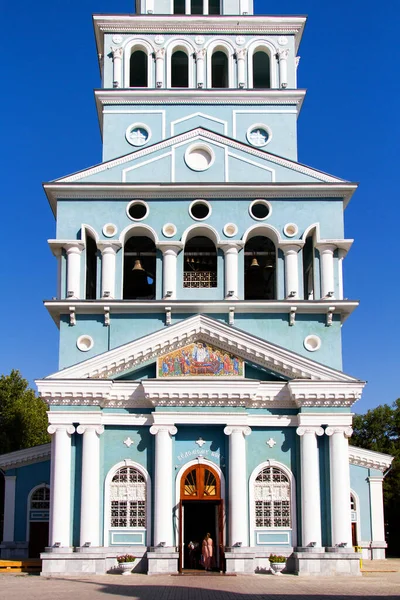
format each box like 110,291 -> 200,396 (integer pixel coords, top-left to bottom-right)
293,550 -> 361,576
147,547 -> 179,574
225,547 -> 255,574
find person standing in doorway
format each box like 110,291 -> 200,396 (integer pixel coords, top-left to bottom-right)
202,532 -> 214,571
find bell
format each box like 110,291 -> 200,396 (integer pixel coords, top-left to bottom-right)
132,259 -> 145,272
250,256 -> 260,268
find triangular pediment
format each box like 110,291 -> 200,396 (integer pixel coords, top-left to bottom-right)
44,315 -> 357,383
54,128 -> 345,186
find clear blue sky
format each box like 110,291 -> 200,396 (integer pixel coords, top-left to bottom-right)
1,0 -> 399,414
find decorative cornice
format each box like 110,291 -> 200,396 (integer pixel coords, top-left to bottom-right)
348,445 -> 394,472
288,380 -> 365,407
0,443 -> 51,470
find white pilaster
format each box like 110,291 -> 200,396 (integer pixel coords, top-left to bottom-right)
150,424 -> 177,546
98,242 -> 121,299
296,426 -> 324,547
155,48 -> 165,88
277,48 -> 289,88
224,425 -> 251,546
195,49 -> 206,88
368,476 -> 386,544
326,426 -> 353,548
47,425 -> 75,547
236,48 -> 247,88
3,476 -> 16,542
65,242 -> 84,299
77,425 -> 104,547
111,46 -> 123,88
282,244 -> 302,299
220,242 -> 242,299
337,248 -> 345,300
317,243 -> 336,299
158,243 -> 183,299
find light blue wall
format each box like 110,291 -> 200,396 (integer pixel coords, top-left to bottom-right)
10,461 -> 50,542
350,464 -> 372,542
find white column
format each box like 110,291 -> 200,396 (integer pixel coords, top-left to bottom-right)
296,426 -> 324,547
65,243 -> 83,299
150,425 -> 177,547
282,244 -> 301,299
98,242 -> 120,299
326,426 -> 353,548
277,48 -> 289,88
236,48 -> 247,88
195,49 -> 206,88
47,425 -> 75,547
317,243 -> 336,298
220,243 -> 241,299
155,48 -> 165,88
77,425 -> 104,547
368,476 -> 386,544
224,426 -> 251,546
111,46 -> 123,88
159,244 -> 182,299
2,476 -> 16,542
337,248 -> 345,300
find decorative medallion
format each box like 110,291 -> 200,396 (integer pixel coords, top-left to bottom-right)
103,223 -> 117,237
196,437 -> 206,447
158,342 -> 244,378
236,36 -> 246,46
266,438 -> 277,448
162,223 -> 177,238
126,123 -> 151,147
112,35 -> 123,44
223,223 -> 238,237
195,35 -> 205,45
154,35 -> 164,45
278,36 -> 288,46
283,223 -> 298,238
246,124 -> 272,147
124,437 -> 134,447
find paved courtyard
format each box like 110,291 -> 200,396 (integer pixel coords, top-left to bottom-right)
2,560 -> 400,600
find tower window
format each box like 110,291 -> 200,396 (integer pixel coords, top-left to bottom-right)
253,51 -> 270,89
130,50 -> 148,88
191,0 -> 203,14
85,234 -> 97,300
174,0 -> 185,13
303,234 -> 315,300
244,236 -> 276,300
184,236 -> 217,288
171,51 -> 189,88
123,236 -> 156,300
212,51 -> 228,88
208,0 -> 220,15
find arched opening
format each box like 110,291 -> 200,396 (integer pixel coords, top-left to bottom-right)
252,51 -> 270,89
123,235 -> 156,299
208,0 -> 220,15
85,234 -> 97,300
174,0 -> 185,13
171,50 -> 189,88
29,485 -> 50,558
244,236 -> 276,299
254,465 -> 290,528
211,51 -> 228,88
303,233 -> 315,300
110,466 -> 147,529
183,236 -> 217,288
191,0 -> 203,14
130,50 -> 148,88
350,493 -> 358,546
181,463 -> 221,500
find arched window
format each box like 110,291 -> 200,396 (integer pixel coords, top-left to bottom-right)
29,485 -> 50,558
254,466 -> 290,528
252,51 -> 270,89
85,233 -> 97,300
130,50 -> 148,87
123,236 -> 156,299
244,236 -> 276,299
212,51 -> 228,88
171,50 -> 189,88
191,0 -> 203,14
303,233 -> 315,300
110,466 -> 146,528
180,464 -> 221,500
31,486 -> 50,511
208,0 -> 220,15
174,0 -> 185,13
184,236 -> 217,288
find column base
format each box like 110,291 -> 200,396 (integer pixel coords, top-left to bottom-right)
41,547 -> 148,576
147,547 -> 179,574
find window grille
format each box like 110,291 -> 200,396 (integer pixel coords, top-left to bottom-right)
110,467 -> 146,527
31,486 -> 50,510
254,466 -> 291,527
183,271 -> 217,288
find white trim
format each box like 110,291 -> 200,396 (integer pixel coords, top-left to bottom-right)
205,39 -> 235,89
104,109 -> 166,140
119,222 -> 159,244
103,459 -> 152,548
189,199 -> 212,221
122,152 -> 172,182
181,223 -> 220,245
165,39 -> 196,89
249,460 -> 297,547
126,199 -> 149,221
248,199 -> 272,220
26,484 -> 50,543
348,446 -> 393,472
242,222 -> 280,244
229,155 -> 275,181
123,38 -> 154,88
247,40 -> 277,89
125,122 -> 152,147
350,489 -> 361,545
0,444 -> 51,470
171,112 -> 228,136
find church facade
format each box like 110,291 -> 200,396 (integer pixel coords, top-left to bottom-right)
0,0 -> 393,576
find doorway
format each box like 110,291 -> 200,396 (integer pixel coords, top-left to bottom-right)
182,500 -> 221,570
29,522 -> 49,558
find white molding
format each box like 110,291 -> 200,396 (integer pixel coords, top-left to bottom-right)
104,109 -> 166,140
122,152 -> 172,182
188,199 -> 212,221
125,122 -> 152,147
348,446 -> 393,472
247,40 -> 278,89
171,112 -> 228,136
288,380 -> 365,407
228,152 -> 275,181
205,39 -> 235,89
350,488 -> 361,545
181,222 -> 220,244
165,39 -> 196,89
103,459 -> 152,548
0,444 -> 51,470
246,123 -> 273,147
123,38 -> 154,88
118,222 -> 159,244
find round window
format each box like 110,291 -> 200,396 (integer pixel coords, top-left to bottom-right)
189,200 -> 211,220
185,144 -> 215,171
76,335 -> 94,352
125,123 -> 151,147
246,124 -> 272,147
283,223 -> 298,238
103,223 -> 117,237
127,201 -> 149,221
304,335 -> 321,352
249,200 -> 271,220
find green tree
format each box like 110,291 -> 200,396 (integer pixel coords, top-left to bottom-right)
352,399 -> 400,556
0,370 -> 50,454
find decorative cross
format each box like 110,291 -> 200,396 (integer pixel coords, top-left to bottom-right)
129,128 -> 148,145
266,438 -> 276,448
249,129 -> 268,146
195,437 -> 206,447
124,437 -> 134,447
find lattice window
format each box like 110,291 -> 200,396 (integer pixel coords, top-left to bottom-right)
183,271 -> 217,288
31,486 -> 50,510
110,467 -> 146,528
254,466 -> 291,528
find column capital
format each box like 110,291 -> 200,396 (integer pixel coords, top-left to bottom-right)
315,242 -> 336,254
150,425 -> 177,436
224,425 -> 251,437
195,48 -> 206,60
277,48 -> 290,61
218,241 -> 244,254
236,47 -> 247,60
157,242 -> 184,255
325,426 -> 353,439
296,426 -> 324,437
48,424 -> 75,435
64,242 -> 84,254
278,241 -> 304,254
111,46 -> 123,60
76,425 -> 104,435
155,47 -> 165,59
97,241 -> 122,254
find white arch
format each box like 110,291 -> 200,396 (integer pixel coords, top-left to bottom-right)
205,39 -> 235,89
81,224 -> 100,245
301,222 -> 320,243
26,483 -> 50,542
242,223 -> 282,246
174,458 -> 226,549
249,460 -> 297,547
103,459 -> 152,548
119,223 -> 159,245
181,223 -> 220,246
247,40 -> 277,89
166,39 -> 195,88
350,488 -> 361,545
123,38 -> 154,88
